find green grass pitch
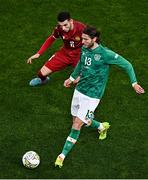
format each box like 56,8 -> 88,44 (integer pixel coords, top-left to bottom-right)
0,0 -> 148,178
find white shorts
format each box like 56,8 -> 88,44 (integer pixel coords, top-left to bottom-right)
71,89 -> 100,124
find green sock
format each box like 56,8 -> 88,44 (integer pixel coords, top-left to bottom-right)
61,128 -> 80,157
89,119 -> 100,129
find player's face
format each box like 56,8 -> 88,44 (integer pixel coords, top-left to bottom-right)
82,33 -> 95,48
58,19 -> 72,32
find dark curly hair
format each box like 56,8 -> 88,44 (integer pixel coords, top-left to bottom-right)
83,26 -> 101,43
57,12 -> 71,22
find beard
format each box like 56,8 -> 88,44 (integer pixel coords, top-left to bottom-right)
87,41 -> 94,49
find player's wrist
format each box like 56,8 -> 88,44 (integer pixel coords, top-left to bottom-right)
36,53 -> 40,57
36,51 -> 41,56
132,82 -> 137,87
69,76 -> 75,82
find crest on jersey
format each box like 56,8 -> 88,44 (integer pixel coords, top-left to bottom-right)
75,36 -> 81,41
114,53 -> 119,59
94,54 -> 101,61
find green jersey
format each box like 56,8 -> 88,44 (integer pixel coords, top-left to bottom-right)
70,44 -> 137,99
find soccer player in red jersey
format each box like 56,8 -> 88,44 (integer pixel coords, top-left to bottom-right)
27,12 -> 85,86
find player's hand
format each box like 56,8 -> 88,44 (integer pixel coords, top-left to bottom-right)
64,79 -> 72,88
27,53 -> 40,64
133,83 -> 145,94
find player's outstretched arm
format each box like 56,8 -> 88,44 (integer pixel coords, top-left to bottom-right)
64,78 -> 73,88
27,53 -> 40,64
132,83 -> 145,94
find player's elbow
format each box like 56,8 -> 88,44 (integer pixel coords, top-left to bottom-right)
125,62 -> 133,72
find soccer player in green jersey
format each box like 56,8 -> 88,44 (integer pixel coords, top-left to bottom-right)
55,26 -> 145,168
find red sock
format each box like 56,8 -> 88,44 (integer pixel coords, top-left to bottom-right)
37,71 -> 47,81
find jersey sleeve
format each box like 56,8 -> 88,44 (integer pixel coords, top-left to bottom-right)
105,50 -> 137,84
70,57 -> 82,81
37,26 -> 60,55
37,35 -> 56,55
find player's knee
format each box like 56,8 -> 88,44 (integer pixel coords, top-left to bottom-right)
72,117 -> 84,130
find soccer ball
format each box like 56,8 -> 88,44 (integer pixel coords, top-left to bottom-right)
22,151 -> 40,169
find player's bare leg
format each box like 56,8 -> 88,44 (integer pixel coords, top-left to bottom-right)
72,116 -> 76,124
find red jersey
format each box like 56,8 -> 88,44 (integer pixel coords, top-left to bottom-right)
37,20 -> 85,55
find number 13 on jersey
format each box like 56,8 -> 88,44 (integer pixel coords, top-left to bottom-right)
85,57 -> 92,66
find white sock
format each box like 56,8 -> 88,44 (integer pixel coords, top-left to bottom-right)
98,123 -> 104,131
59,153 -> 65,160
